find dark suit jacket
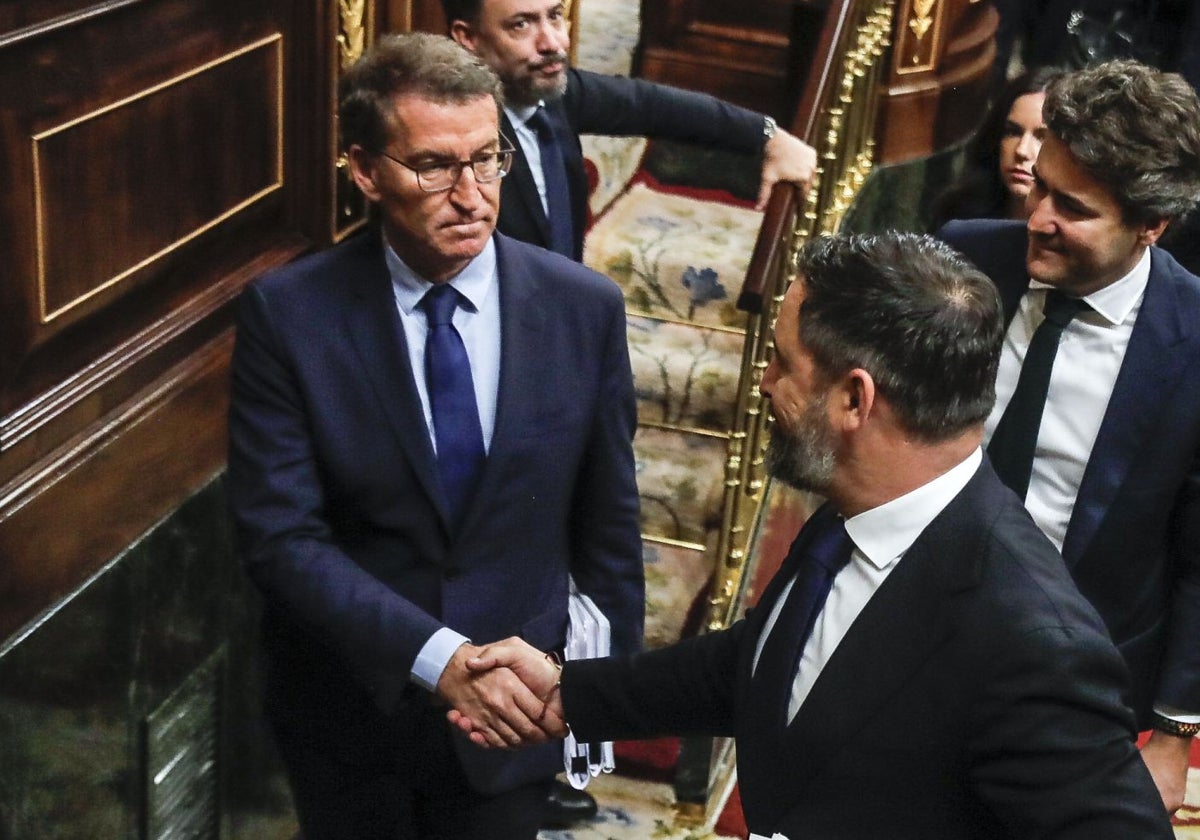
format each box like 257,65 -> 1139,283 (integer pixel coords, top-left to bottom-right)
227,229 -> 644,794
941,218 -> 1200,722
562,464 -> 1171,838
498,68 -> 766,259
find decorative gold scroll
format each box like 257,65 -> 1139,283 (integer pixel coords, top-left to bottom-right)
337,0 -> 368,72
332,0 -> 374,241
896,0 -> 941,72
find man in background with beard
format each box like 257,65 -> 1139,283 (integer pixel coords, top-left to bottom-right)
443,0 -> 817,261
449,232 -> 1172,840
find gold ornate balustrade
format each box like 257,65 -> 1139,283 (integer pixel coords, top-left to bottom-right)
673,0 -> 898,824
704,0 -> 895,637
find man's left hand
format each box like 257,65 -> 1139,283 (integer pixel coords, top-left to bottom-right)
1140,729 -> 1192,814
757,129 -> 818,211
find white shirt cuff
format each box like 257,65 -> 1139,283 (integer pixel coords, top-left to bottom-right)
411,627 -> 470,692
1153,703 -> 1200,725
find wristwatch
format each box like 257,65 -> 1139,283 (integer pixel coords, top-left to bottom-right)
763,115 -> 777,141
1150,711 -> 1200,737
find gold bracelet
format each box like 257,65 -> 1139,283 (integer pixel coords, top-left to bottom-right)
1150,712 -> 1200,738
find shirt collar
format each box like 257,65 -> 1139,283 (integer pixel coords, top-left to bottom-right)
384,235 -> 498,316
845,448 -> 982,571
504,103 -> 541,127
1028,247 -> 1150,326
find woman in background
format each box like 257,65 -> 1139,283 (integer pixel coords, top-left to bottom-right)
930,67 -> 1062,230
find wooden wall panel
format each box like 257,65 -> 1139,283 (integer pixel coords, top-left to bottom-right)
0,0 -> 343,640
33,37 -> 283,324
875,0 -> 997,163
636,0 -> 802,121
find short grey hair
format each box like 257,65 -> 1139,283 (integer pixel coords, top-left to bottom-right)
338,32 -> 503,153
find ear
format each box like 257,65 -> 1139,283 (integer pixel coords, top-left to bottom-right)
834,368 -> 876,431
450,20 -> 477,51
346,145 -> 383,203
1139,216 -> 1170,247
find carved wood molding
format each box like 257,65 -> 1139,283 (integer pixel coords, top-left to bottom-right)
332,0 -> 375,241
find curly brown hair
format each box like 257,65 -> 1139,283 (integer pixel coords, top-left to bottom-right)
1044,60 -> 1200,225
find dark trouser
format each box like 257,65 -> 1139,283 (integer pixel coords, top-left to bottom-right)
274,701 -> 552,840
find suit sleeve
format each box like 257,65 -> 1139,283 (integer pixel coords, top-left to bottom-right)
1159,440 -> 1200,710
227,284 -> 444,696
560,622 -> 745,741
567,291 -> 645,657
565,68 -> 765,155
967,623 -> 1174,838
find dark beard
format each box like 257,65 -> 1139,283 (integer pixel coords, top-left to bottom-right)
503,58 -> 569,108
764,402 -> 836,494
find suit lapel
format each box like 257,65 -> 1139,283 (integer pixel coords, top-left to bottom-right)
756,468 -> 991,798
500,111 -> 553,245
1062,250 -> 1194,563
456,235 -> 547,534
341,233 -> 449,526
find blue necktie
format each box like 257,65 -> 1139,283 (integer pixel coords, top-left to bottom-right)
750,515 -> 853,727
988,289 -> 1090,500
526,107 -> 575,258
421,285 -> 485,524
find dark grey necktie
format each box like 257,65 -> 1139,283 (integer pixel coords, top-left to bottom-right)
988,289 -> 1090,499
526,107 -> 574,258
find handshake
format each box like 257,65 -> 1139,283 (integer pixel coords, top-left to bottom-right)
438,637 -> 570,749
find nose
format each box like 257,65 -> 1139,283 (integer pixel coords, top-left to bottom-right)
1015,131 -> 1038,162
535,18 -> 568,54
760,358 -> 778,400
1026,192 -> 1055,234
448,163 -> 485,206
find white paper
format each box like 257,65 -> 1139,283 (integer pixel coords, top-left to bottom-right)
562,579 -> 614,788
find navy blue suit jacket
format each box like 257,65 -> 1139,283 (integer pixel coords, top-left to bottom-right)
562,465 -> 1171,838
941,218 -> 1200,722
498,68 -> 765,260
227,229 -> 644,793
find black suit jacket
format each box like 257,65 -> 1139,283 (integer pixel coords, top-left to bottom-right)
498,68 -> 766,259
941,218 -> 1200,722
562,464 -> 1171,838
227,229 -> 644,794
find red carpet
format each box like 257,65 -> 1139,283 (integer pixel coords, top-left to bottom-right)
614,737 -> 748,836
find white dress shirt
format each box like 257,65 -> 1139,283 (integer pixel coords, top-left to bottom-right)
753,449 -> 982,723
984,249 -> 1148,551
384,237 -> 502,690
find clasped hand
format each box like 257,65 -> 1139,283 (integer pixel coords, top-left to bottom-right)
439,637 -> 567,749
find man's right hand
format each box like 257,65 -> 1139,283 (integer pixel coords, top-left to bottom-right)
435,641 -> 564,749
445,637 -> 568,747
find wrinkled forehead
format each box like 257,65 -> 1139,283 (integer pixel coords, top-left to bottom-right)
381,95 -> 501,161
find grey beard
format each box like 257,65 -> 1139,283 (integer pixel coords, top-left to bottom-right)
764,414 -> 835,494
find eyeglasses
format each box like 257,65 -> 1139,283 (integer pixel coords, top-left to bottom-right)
377,147 -> 515,192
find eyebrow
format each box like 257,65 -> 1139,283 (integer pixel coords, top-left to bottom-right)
1031,165 -> 1094,214
403,138 -> 503,163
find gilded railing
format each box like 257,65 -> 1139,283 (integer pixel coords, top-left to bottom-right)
702,0 -> 895,635
673,0 -> 897,823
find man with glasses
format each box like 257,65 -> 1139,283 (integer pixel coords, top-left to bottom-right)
227,32 -> 643,839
